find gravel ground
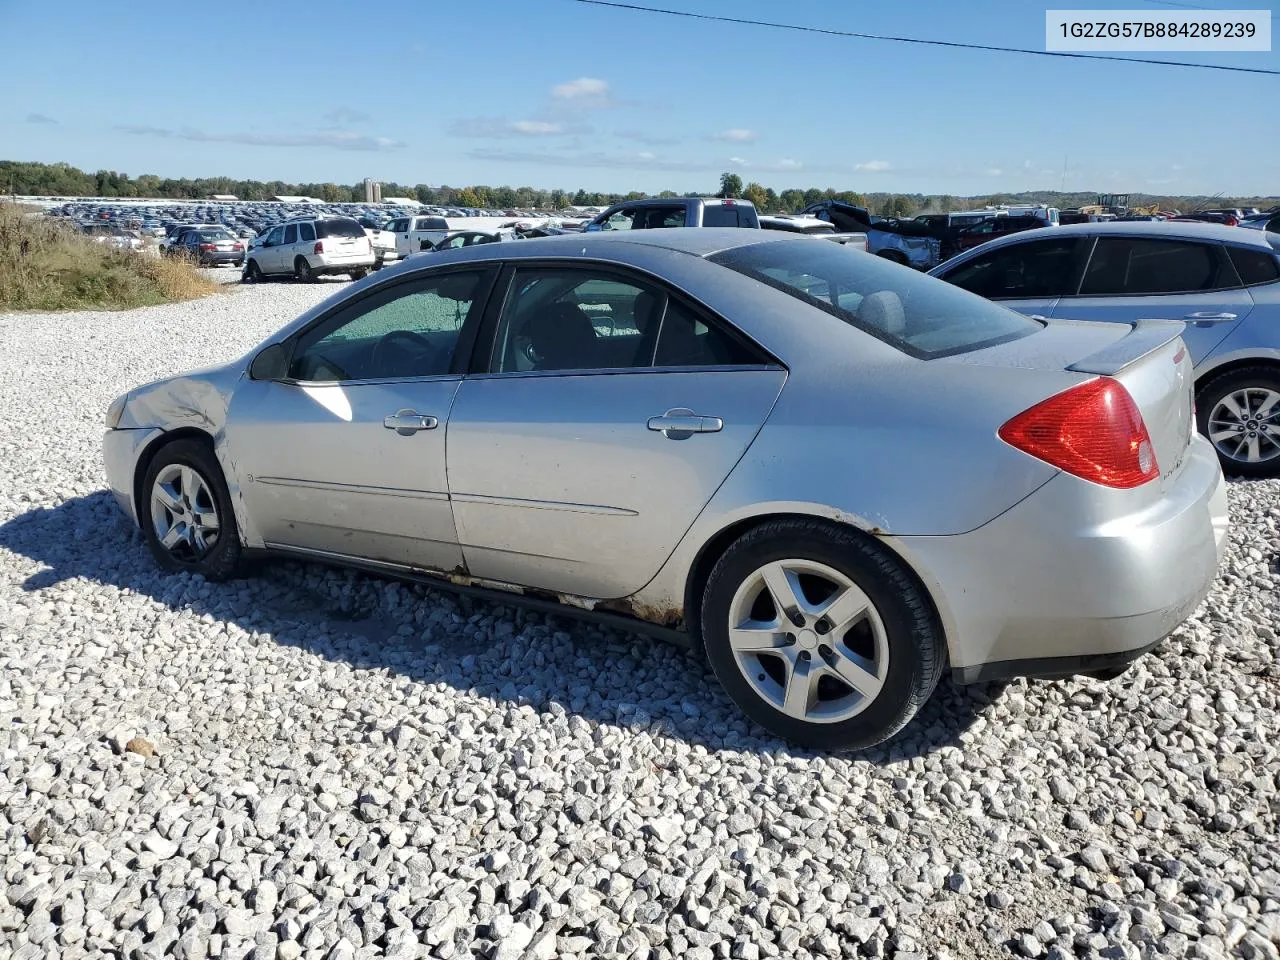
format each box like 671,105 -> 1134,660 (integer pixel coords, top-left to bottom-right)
1,279 -> 1278,960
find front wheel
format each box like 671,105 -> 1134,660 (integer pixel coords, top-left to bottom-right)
294,256 -> 314,282
1197,366 -> 1280,478
242,259 -> 263,283
700,519 -> 945,750
141,439 -> 241,580
350,268 -> 369,281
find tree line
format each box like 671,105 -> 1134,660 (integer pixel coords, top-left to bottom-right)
4,160 -> 1274,217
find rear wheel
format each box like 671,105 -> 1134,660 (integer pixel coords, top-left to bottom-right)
294,257 -> 314,282
1197,366 -> 1280,478
141,440 -> 241,580
700,519 -> 945,750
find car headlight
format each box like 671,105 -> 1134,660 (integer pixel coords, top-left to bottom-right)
106,393 -> 129,429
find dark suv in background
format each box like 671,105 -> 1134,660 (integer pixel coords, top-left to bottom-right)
585,197 -> 759,231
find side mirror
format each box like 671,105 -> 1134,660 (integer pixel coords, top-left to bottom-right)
249,343 -> 289,381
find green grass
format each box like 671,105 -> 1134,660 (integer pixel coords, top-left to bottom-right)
0,204 -> 217,311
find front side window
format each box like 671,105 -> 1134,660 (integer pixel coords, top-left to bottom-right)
288,272 -> 484,382
599,208 -> 639,231
265,226 -> 284,245
1080,237 -> 1238,295
491,268 -> 761,374
711,240 -> 1040,358
940,237 -> 1081,299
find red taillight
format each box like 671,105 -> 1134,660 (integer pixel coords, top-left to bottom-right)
314,241 -> 324,255
998,378 -> 1159,489
199,243 -> 215,251
233,242 -> 243,251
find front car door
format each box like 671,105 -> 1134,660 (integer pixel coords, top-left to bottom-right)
932,235 -> 1086,318
226,267 -> 496,571
445,264 -> 787,599
1051,235 -> 1253,366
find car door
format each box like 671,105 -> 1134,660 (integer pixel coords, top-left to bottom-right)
258,225 -> 285,273
1051,235 -> 1253,366
226,267 -> 496,571
446,264 -> 787,599
277,223 -> 300,272
932,235 -> 1086,317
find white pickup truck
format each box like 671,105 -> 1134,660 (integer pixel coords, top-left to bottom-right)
382,215 -> 452,260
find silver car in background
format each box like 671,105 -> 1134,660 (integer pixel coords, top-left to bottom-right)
931,221 -> 1280,477
103,231 -> 1227,749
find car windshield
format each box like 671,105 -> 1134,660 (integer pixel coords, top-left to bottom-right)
315,219 -> 365,239
709,240 -> 1041,359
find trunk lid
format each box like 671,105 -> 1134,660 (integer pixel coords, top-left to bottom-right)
947,318 -> 1194,485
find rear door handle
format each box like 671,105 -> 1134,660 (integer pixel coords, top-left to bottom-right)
647,407 -> 724,440
1184,312 -> 1238,325
383,409 -> 439,435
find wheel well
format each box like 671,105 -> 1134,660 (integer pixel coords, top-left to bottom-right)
1196,357 -> 1280,395
132,428 -> 217,519
681,513 -> 945,650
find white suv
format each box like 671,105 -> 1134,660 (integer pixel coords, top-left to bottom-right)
243,216 -> 376,283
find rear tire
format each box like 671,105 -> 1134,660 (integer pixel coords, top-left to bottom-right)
294,257 -> 314,282
140,439 -> 241,581
700,518 -> 945,750
1196,366 -> 1280,478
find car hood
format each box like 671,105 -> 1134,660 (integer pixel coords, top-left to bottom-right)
116,359 -> 247,434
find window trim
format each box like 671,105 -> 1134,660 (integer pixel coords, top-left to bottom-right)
1069,235 -> 1243,299
272,265 -> 500,387
468,259 -> 783,379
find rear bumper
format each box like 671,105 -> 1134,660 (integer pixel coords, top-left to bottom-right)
200,251 -> 243,264
893,434 -> 1228,683
311,253 -> 376,274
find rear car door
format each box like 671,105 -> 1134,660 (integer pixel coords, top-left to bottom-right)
279,223 -> 300,273
446,264 -> 787,599
226,268 -> 495,570
1051,236 -> 1252,366
932,235 -> 1086,317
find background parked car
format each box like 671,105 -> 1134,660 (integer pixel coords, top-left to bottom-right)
242,216 -> 375,282
172,226 -> 245,266
930,221 -> 1280,477
585,197 -> 760,231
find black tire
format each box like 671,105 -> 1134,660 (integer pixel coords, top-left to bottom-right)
350,268 -> 369,281
1196,365 -> 1280,479
140,439 -> 242,581
700,518 -> 945,750
294,257 -> 314,282
242,259 -> 263,283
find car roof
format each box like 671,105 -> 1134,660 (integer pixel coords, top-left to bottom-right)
472,227 -> 792,259
968,219 -> 1277,251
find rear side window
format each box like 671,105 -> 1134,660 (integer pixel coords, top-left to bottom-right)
1226,246 -> 1280,286
316,219 -> 364,239
283,224 -> 298,244
298,222 -> 316,242
711,240 -> 1039,358
1080,238 -> 1238,295
637,206 -> 686,229
940,237 -> 1081,299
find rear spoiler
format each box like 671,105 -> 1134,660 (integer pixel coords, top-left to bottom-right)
1064,319 -> 1185,376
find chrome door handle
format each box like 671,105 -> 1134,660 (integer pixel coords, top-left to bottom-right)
383,409 -> 438,435
1184,312 -> 1237,325
647,407 -> 723,440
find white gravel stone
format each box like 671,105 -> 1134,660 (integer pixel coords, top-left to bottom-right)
0,281 -> 1278,959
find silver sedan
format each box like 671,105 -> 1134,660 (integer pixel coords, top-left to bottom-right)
104,230 -> 1229,749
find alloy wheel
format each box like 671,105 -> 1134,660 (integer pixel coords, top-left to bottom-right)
1207,387 -> 1280,465
727,559 -> 889,724
150,464 -> 220,561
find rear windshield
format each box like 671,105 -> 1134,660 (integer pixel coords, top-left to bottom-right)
709,240 -> 1041,359
199,228 -> 233,240
315,218 -> 365,239
416,217 -> 449,230
703,203 -> 754,228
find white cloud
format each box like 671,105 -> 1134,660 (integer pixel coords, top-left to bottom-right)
451,118 -> 581,138
117,125 -> 403,151
984,167 -> 1003,176
510,120 -> 564,135
323,106 -> 371,125
713,128 -> 759,143
552,77 -> 609,100
855,160 -> 891,172
638,151 -> 655,160
729,156 -> 748,166
777,158 -> 801,170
